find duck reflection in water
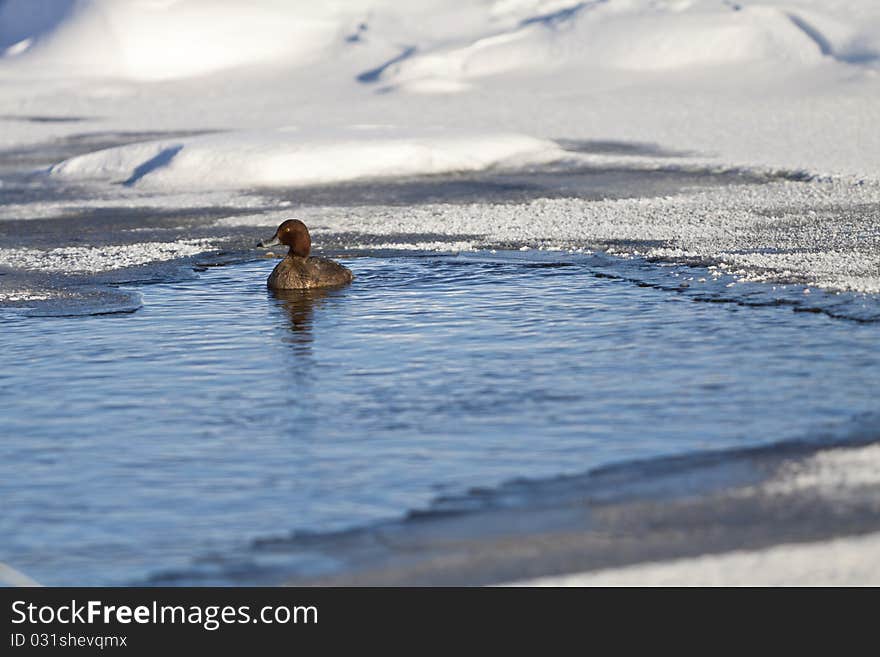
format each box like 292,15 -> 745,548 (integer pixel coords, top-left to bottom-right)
270,287 -> 341,353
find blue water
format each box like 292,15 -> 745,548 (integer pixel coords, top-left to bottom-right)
2,252 -> 879,585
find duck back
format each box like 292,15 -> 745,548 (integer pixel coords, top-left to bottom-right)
267,255 -> 353,290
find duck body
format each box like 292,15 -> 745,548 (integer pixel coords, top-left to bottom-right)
258,218 -> 353,290
267,255 -> 353,290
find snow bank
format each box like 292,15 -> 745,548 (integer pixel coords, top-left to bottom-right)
760,443 -> 880,498
0,0 -> 75,56
48,130 -> 564,189
1,1 -> 880,177
0,0 -> 341,80
384,4 -> 829,92
584,6 -> 825,71
4,1 -> 878,82
512,441 -> 880,586
513,531 -> 880,586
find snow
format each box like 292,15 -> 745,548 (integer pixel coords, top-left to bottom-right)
759,443 -> 880,497
48,129 -> 564,189
216,178 -> 880,294
0,0 -> 879,177
1,1 -> 880,288
0,561 -> 40,587
0,238 -> 216,273
512,441 -> 880,586
1,2 -> 879,582
0,189 -> 267,222
511,531 -> 880,586
0,0 -> 340,80
0,289 -> 55,303
385,3 -> 827,87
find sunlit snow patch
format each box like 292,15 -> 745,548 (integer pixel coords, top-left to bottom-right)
0,0 -> 339,80
0,239 -> 215,273
49,130 -> 565,190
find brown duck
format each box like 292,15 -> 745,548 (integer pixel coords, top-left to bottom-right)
257,219 -> 353,289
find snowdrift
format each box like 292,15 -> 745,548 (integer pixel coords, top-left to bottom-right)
1,1 -> 879,175
2,1 -> 878,82
48,129 -> 564,189
0,0 -> 342,80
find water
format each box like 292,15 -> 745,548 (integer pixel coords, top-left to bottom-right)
1,251 -> 879,585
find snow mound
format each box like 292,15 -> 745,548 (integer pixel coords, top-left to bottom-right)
1,1 -> 880,176
48,129 -> 564,189
0,0 -> 75,56
0,0 -> 341,80
5,1 -> 874,83
380,4 -> 831,91
588,6 -> 828,71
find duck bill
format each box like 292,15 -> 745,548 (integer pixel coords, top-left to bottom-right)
258,235 -> 281,248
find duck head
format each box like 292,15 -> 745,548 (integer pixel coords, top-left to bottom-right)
258,219 -> 311,257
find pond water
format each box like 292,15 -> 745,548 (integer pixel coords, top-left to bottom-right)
1,251 -> 879,585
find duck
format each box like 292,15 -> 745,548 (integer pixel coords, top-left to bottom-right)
257,219 -> 353,289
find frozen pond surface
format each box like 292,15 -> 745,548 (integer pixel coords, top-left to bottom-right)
1,252 -> 879,585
